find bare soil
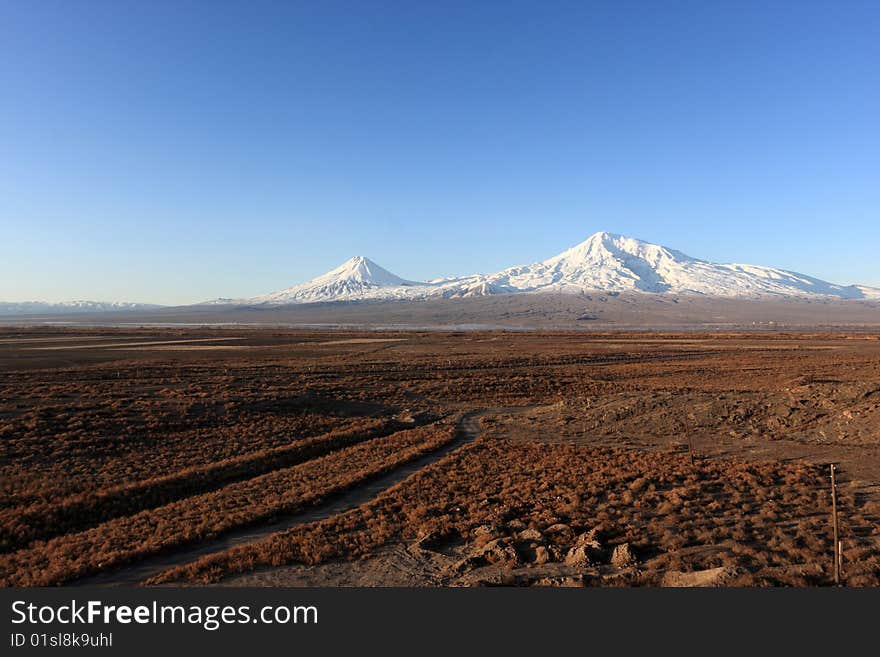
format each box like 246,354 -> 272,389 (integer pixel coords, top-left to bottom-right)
1,327 -> 879,586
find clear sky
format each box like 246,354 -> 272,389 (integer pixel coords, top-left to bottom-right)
1,0 -> 878,304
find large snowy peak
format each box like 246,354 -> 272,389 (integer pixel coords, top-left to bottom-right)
480,232 -> 866,299
485,232 -> 692,293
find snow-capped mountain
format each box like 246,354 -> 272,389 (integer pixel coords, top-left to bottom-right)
0,300 -> 164,316
478,232 -> 876,299
253,256 -> 422,304
238,231 -> 880,305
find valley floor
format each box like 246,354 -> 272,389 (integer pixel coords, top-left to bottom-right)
1,327 -> 879,586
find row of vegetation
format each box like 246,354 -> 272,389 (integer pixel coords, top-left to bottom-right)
0,416 -> 416,553
151,438 -> 880,587
0,420 -> 459,586
1,386 -> 368,503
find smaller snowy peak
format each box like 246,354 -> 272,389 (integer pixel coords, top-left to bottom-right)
251,256 -> 422,304
311,256 -> 412,288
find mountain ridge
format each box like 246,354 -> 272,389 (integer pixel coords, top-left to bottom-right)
244,231 -> 880,305
0,301 -> 164,316
4,232 -> 877,315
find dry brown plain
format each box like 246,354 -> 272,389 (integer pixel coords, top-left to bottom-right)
1,326 -> 879,587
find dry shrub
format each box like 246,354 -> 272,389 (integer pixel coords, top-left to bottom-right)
0,421 -> 458,586
151,439 -> 880,586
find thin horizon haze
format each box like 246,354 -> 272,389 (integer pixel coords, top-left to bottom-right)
2,2 -> 878,304
4,229 -> 878,306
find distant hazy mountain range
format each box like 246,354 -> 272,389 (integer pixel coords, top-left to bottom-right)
3,232 -> 878,315
239,231 -> 880,305
0,301 -> 163,316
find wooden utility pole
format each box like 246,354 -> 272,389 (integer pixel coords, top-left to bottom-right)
679,416 -> 694,465
830,464 -> 840,586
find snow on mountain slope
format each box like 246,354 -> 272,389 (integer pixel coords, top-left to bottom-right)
251,256 -> 426,304
481,232 -> 867,299
855,285 -> 880,300
0,301 -> 163,316
244,232 -> 877,305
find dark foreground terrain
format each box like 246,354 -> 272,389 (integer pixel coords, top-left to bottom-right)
1,327 -> 879,587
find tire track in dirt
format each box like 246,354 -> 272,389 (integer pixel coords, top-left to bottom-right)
1,417 -> 425,554
71,405 -> 536,586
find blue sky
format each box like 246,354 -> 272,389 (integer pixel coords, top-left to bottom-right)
1,0 -> 878,304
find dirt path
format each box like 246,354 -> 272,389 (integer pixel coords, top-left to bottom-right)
72,406 -> 533,586
29,337 -> 245,350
